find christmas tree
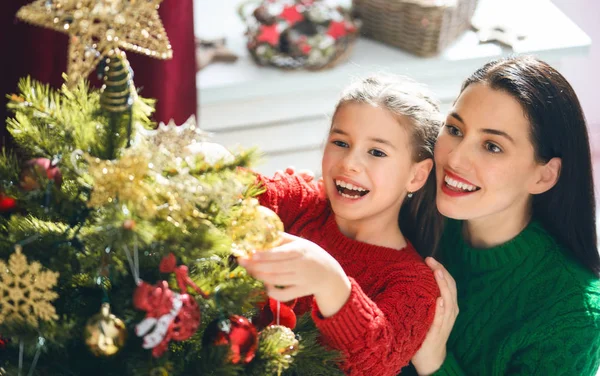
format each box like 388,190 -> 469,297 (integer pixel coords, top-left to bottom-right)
0,1 -> 341,375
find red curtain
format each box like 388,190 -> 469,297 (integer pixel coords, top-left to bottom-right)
0,0 -> 197,149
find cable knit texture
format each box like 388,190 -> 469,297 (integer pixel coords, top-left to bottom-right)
433,219 -> 600,376
257,173 -> 438,376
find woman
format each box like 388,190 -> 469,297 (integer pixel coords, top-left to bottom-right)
411,55 -> 600,375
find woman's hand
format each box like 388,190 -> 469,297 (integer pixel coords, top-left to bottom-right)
276,166 -> 325,199
239,232 -> 351,317
411,257 -> 459,376
276,166 -> 315,182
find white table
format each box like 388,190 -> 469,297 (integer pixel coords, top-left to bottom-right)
195,0 -> 591,175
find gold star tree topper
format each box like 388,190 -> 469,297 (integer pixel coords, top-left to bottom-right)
16,0 -> 173,84
0,245 -> 60,328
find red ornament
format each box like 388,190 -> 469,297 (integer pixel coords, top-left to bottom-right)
202,315 -> 258,364
257,24 -> 280,46
123,219 -> 136,231
255,297 -> 297,330
280,5 -> 303,25
0,335 -> 8,349
0,194 -> 17,212
326,20 -> 348,40
20,158 -> 62,191
133,254 -> 207,357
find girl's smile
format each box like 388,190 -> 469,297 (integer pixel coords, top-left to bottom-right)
333,177 -> 370,200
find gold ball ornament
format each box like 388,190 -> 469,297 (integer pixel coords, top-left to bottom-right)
229,198 -> 284,257
259,325 -> 300,375
84,303 -> 127,357
150,367 -> 170,376
259,325 -> 299,357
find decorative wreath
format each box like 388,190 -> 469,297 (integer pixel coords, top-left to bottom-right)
239,0 -> 361,70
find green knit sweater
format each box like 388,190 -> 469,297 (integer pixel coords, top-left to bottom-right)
433,220 -> 600,376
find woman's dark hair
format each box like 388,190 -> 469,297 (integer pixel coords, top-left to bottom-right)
333,74 -> 445,255
461,55 -> 599,276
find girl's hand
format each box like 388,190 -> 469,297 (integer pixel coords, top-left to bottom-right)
239,232 -> 351,317
411,257 -> 459,376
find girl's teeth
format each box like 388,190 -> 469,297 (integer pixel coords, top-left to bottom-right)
335,180 -> 365,192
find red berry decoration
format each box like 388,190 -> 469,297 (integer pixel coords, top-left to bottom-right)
133,254 -> 207,357
20,158 -> 62,191
0,194 -> 17,212
0,335 -> 8,350
202,315 -> 258,364
123,219 -> 136,231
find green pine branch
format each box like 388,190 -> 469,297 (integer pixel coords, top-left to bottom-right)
0,77 -> 343,375
0,149 -> 20,194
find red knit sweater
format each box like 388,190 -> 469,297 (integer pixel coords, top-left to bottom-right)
258,172 -> 439,376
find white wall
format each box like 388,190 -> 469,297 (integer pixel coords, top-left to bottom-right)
552,0 -> 600,128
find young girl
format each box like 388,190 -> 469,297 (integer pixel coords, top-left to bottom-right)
409,55 -> 600,375
240,74 -> 444,375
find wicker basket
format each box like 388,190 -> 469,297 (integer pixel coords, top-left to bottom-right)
353,0 -> 478,56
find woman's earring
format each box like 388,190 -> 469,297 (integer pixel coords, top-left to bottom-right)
407,192 -> 413,198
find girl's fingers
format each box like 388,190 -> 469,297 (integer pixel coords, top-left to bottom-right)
265,284 -> 304,302
252,271 -> 297,286
251,234 -> 305,261
239,258 -> 298,274
250,247 -> 303,262
278,232 -> 301,242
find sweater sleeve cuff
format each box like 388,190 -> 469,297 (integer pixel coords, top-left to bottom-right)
432,352 -> 467,376
311,277 -> 377,349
